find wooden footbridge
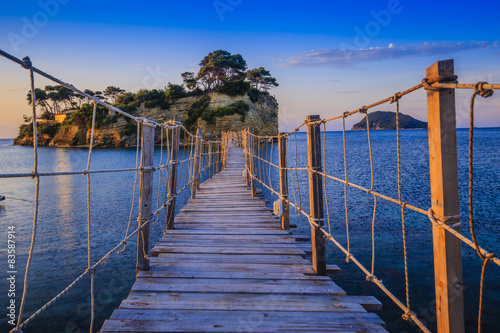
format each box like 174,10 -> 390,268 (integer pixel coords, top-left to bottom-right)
99,141 -> 386,332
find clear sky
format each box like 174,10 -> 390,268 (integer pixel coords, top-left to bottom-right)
1,0 -> 500,138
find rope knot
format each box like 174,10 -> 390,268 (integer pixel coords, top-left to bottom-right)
422,78 -> 441,91
390,93 -> 401,104
428,209 -> 462,229
359,107 -> 367,114
366,274 -> 375,282
85,267 -> 95,275
422,75 -> 458,91
401,310 -> 415,321
474,82 -> 494,98
21,56 -> 32,69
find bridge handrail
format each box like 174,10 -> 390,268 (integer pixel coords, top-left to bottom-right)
239,60 -> 499,333
0,49 -> 230,333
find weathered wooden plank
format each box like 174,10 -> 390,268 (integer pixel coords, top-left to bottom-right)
149,261 -> 317,274
152,253 -> 311,265
107,309 -> 384,325
101,320 -> 388,333
137,269 -> 330,280
124,292 -> 383,311
151,246 -> 306,256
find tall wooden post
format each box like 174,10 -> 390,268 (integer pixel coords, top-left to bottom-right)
137,121 -> 154,273
426,60 -> 464,333
208,142 -> 213,178
166,120 -> 180,230
278,133 -> 290,230
221,132 -> 226,171
248,127 -> 256,197
216,141 -> 220,174
244,129 -> 250,187
191,128 -> 202,198
306,115 -> 326,275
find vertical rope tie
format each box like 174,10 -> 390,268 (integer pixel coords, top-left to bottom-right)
322,122 -> 332,235
118,121 -> 141,254
364,110 -> 377,277
342,113 -> 350,262
15,57 -> 39,333
469,82 -> 495,333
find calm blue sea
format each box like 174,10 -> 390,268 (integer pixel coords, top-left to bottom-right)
0,129 -> 499,333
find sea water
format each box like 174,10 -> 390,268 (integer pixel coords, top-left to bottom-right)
0,129 -> 499,332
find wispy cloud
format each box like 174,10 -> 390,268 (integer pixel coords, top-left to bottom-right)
332,90 -> 361,94
0,88 -> 25,93
278,41 -> 499,68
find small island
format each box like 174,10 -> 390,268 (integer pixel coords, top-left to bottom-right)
14,50 -> 279,147
351,111 -> 427,131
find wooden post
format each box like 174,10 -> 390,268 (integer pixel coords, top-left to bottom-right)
216,141 -> 220,174
191,128 -> 202,198
279,133 -> 290,230
426,60 -> 464,333
208,142 -> 213,178
306,115 -> 326,275
244,129 -> 250,187
166,120 -> 180,230
248,127 -> 256,197
136,121 -> 154,273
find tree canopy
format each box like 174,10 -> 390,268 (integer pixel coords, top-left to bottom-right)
246,67 -> 279,91
182,50 -> 278,94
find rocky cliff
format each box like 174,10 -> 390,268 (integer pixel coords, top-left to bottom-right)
14,92 -> 279,147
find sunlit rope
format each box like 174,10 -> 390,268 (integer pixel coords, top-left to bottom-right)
322,122 -> 332,235
363,110 -> 378,277
117,121 -> 141,254
15,61 -> 39,332
469,82 -> 496,333
342,113 -> 351,261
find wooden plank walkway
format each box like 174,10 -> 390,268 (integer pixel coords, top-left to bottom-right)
100,142 -> 387,333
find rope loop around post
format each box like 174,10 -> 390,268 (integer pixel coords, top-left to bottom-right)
474,81 -> 494,98
308,217 -> 323,229
422,74 -> 458,91
427,208 -> 462,229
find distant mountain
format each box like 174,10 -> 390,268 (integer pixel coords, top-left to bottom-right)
351,111 -> 427,131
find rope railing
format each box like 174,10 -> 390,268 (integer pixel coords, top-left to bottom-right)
241,60 -> 499,333
0,49 -> 227,333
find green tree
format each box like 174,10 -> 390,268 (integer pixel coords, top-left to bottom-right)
103,86 -> 125,103
246,67 -> 279,91
84,89 -> 95,103
181,72 -> 197,90
165,83 -> 186,104
196,50 -> 247,90
27,88 -> 54,114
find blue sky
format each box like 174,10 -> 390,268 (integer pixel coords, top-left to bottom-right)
1,0 -> 500,137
